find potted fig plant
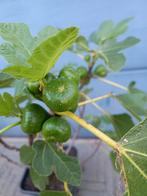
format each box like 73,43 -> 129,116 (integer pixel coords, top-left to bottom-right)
0,18 -> 147,196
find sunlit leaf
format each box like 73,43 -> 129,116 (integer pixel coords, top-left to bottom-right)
34,26 -> 59,46
3,27 -> 79,81
28,27 -> 79,80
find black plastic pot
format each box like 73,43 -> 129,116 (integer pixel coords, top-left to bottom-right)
20,146 -> 79,196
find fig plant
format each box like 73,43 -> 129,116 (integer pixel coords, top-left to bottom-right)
0,19 -> 147,196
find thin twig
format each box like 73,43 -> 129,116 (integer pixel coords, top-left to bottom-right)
76,53 -> 84,60
81,93 -> 112,120
0,121 -> 21,135
0,137 -> 20,151
81,140 -> 102,166
0,153 -> 21,166
79,92 -> 112,107
98,77 -> 128,92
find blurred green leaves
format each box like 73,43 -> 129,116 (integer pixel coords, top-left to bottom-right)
2,26 -> 78,81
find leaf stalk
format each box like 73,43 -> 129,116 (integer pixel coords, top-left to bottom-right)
0,121 -> 21,135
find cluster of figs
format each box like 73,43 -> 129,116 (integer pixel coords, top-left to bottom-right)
21,64 -> 107,143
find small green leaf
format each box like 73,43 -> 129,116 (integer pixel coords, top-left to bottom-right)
76,35 -> 89,51
40,190 -> 67,196
30,168 -> 48,191
106,52 -> 126,71
0,73 -> 14,88
0,92 -> 20,117
111,17 -> 133,38
90,20 -> 114,44
101,37 -> 140,54
98,36 -> 139,71
118,118 -> 147,196
32,140 -> 81,186
3,27 -> 79,81
90,18 -> 133,45
20,145 -> 35,165
112,113 -> 134,140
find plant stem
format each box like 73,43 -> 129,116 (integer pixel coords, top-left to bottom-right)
57,111 -> 118,150
98,77 -> 128,92
66,105 -> 86,154
0,138 -> 20,151
79,93 -> 112,106
0,121 -> 21,135
80,93 -> 112,120
0,152 -> 21,166
64,182 -> 72,196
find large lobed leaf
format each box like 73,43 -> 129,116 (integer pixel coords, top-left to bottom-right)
2,27 -> 79,81
20,145 -> 48,191
32,140 -> 81,186
118,118 -> 147,196
0,92 -> 21,117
